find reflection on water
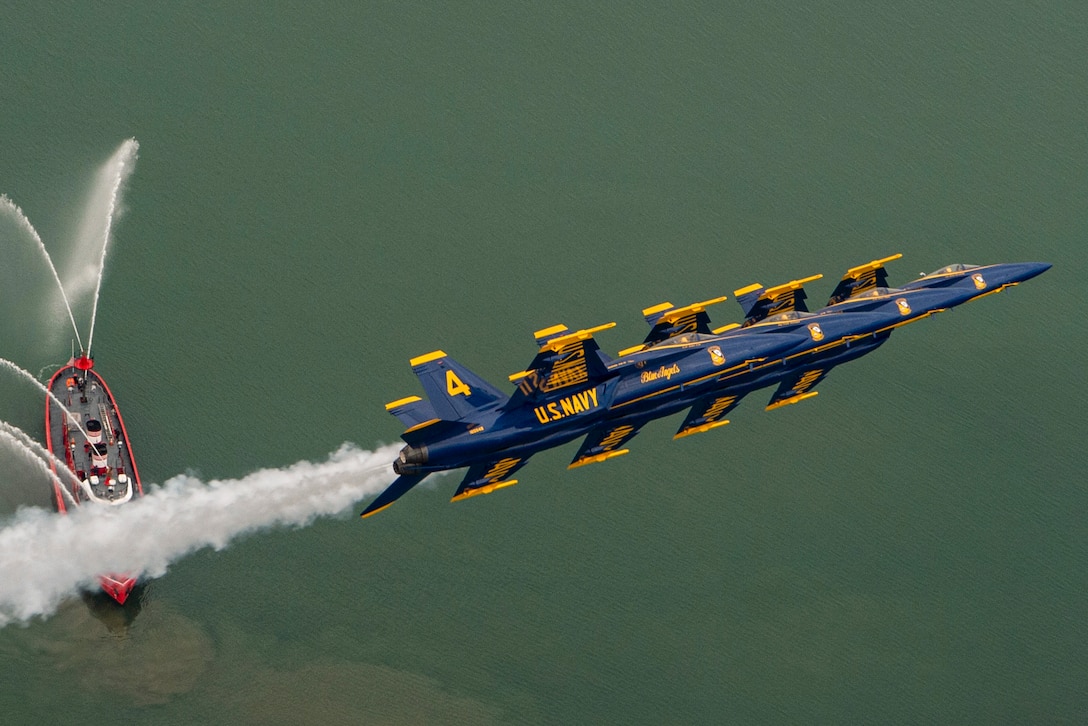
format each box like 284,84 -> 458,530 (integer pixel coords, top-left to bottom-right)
80,582 -> 147,634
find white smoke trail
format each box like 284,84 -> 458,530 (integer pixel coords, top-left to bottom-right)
0,442 -> 400,626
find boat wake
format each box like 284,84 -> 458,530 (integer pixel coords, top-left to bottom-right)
0,442 -> 400,626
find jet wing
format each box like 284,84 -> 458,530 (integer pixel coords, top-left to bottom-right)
826,253 -> 902,305
735,275 -> 823,326
765,368 -> 829,411
568,420 -> 647,469
674,393 -> 744,439
450,456 -> 532,502
361,474 -> 428,518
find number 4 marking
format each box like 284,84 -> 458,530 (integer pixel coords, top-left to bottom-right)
446,370 -> 471,397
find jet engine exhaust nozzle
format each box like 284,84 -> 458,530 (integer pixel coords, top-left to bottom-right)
393,444 -> 428,474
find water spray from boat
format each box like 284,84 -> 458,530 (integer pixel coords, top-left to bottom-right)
85,138 -> 138,358
0,422 -> 80,508
0,194 -> 83,350
0,139 -> 400,620
0,357 -> 97,448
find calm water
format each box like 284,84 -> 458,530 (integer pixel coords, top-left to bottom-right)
1,3 -> 1085,723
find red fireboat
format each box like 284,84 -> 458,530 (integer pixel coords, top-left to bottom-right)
45,354 -> 144,604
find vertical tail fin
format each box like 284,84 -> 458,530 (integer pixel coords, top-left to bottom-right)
407,351 -> 507,422
826,254 -> 902,305
507,323 -> 616,403
625,296 -> 728,351
733,275 -> 822,326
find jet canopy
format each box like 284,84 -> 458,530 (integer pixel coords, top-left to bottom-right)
929,263 -> 979,275
762,310 -> 818,323
645,332 -> 718,348
850,286 -> 902,299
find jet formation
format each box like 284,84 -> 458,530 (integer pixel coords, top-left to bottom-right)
362,255 -> 1050,518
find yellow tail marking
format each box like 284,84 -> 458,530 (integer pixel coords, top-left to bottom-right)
763,274 -> 823,298
534,324 -> 568,339
543,340 -> 590,390
409,350 -> 447,366
541,322 -> 616,353
845,253 -> 902,277
657,296 -> 728,324
642,301 -> 674,317
733,282 -> 763,297
446,369 -> 471,397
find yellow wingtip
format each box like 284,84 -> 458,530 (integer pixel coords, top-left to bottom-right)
450,479 -> 518,502
568,449 -> 630,469
673,420 -> 730,440
765,391 -> 819,412
361,502 -> 393,519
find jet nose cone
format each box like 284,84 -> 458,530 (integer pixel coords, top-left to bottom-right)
1007,262 -> 1052,284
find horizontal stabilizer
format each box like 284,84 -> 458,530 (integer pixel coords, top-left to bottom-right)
509,322 -> 616,398
827,253 -> 902,305
630,296 -> 728,351
765,368 -> 828,410
674,393 -> 744,439
569,421 -> 645,468
735,275 -> 823,326
385,395 -> 438,429
361,474 -> 428,518
451,456 -> 531,502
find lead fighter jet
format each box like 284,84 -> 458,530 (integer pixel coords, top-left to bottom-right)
362,256 -> 1050,518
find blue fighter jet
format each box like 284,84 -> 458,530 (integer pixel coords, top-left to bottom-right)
362,256 -> 1050,518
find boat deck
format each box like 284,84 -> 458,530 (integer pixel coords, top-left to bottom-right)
46,363 -> 142,509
